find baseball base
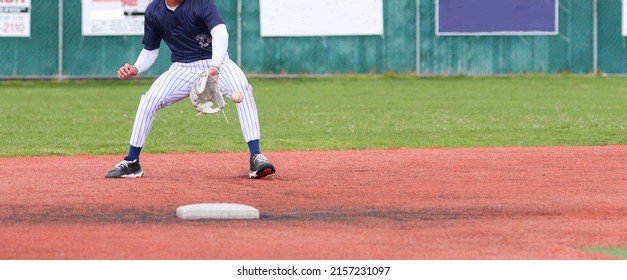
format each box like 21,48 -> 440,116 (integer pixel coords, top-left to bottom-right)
176,203 -> 259,220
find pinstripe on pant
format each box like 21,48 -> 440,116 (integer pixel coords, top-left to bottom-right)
129,54 -> 260,148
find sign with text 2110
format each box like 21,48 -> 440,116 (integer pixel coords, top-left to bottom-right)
0,0 -> 30,37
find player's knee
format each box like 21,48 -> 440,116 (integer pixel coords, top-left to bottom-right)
243,83 -> 253,95
139,94 -> 165,111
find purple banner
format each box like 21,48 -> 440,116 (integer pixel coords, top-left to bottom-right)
437,0 -> 558,35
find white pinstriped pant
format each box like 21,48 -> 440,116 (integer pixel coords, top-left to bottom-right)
129,54 -> 260,148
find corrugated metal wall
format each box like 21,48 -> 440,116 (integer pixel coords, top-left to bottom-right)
1,0 -> 626,78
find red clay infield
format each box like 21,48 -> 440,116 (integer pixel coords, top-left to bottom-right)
0,146 -> 625,260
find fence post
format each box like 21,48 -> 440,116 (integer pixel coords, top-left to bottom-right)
57,0 -> 64,81
416,0 -> 421,76
237,0 -> 242,67
592,0 -> 598,75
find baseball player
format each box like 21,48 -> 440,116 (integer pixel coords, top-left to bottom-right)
105,0 -> 276,179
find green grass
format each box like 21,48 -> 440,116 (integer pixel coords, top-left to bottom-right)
0,75 -> 625,157
582,247 -> 627,259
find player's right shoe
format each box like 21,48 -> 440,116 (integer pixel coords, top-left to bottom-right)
249,153 -> 276,179
105,157 -> 143,178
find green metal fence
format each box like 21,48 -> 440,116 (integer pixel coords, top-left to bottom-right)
598,0 -> 627,74
239,0 -> 416,75
1,0 -> 626,78
1,1 -> 59,77
419,0 -> 594,75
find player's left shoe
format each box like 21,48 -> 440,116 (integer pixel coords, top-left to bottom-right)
105,157 -> 144,178
249,153 -> 276,179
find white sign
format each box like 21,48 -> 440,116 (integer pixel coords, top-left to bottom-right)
0,0 -> 30,37
81,0 -> 151,36
623,0 -> 627,36
259,0 -> 384,37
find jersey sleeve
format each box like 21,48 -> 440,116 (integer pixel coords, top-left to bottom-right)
142,12 -> 161,51
201,0 -> 226,31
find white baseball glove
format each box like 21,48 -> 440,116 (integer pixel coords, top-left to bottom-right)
189,70 -> 226,114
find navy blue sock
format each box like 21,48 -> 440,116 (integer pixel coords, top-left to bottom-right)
247,140 -> 260,158
127,145 -> 142,162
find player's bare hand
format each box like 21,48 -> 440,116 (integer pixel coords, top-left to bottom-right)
118,64 -> 138,79
208,66 -> 219,81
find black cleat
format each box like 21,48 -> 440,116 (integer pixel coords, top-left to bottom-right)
249,154 -> 275,179
105,157 -> 144,178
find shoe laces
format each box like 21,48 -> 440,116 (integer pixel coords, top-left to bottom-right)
115,159 -> 135,169
252,154 -> 268,164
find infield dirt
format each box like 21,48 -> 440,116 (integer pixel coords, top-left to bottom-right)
0,146 -> 625,259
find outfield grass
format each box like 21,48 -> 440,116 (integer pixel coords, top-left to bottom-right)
582,247 -> 627,259
0,75 -> 625,157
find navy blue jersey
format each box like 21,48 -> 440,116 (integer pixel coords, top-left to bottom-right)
143,0 -> 225,63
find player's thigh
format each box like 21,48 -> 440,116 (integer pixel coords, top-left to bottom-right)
145,64 -> 197,108
219,58 -> 251,94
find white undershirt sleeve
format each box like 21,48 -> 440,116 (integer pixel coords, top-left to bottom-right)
209,24 -> 229,69
133,48 -> 159,74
